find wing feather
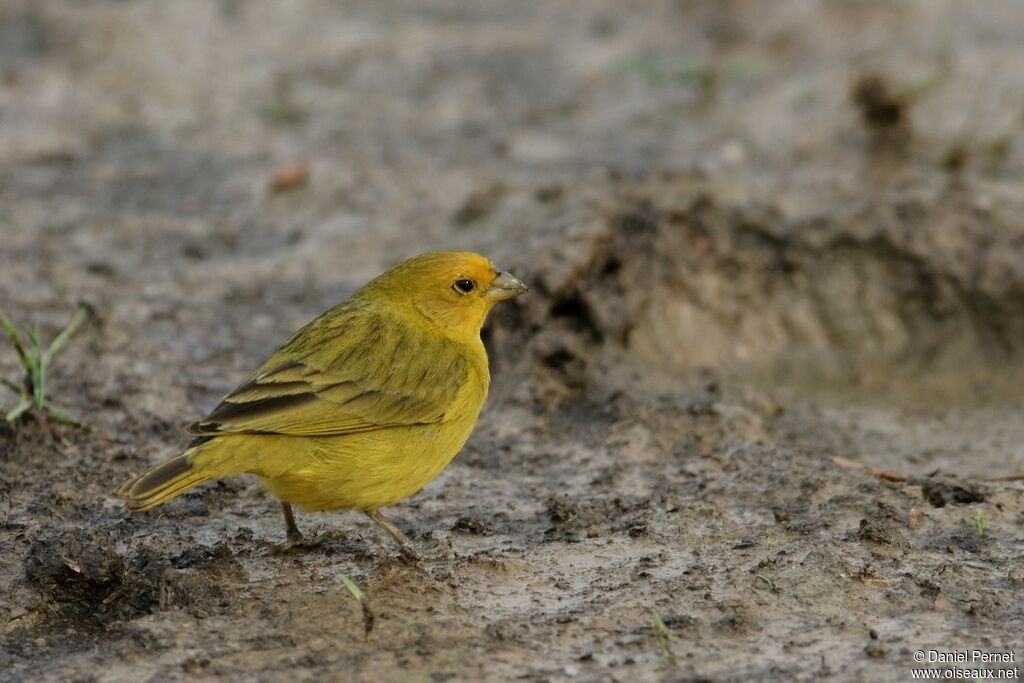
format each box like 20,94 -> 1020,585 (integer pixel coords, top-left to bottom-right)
188,307 -> 472,437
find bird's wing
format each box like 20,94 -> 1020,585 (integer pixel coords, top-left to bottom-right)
187,309 -> 472,437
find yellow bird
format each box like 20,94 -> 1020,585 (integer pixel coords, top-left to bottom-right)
114,251 -> 527,554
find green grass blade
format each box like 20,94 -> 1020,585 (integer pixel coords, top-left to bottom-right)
25,325 -> 41,350
33,361 -> 45,409
45,404 -> 91,431
26,325 -> 43,407
5,398 -> 32,423
339,575 -> 374,639
3,308 -> 90,425
0,316 -> 33,371
43,307 -> 89,367
652,610 -> 676,663
339,575 -> 365,602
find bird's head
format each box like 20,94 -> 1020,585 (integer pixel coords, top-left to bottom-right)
361,251 -> 528,340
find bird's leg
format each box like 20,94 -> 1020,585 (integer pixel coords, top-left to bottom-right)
365,509 -> 420,561
271,502 -> 347,554
281,502 -> 304,543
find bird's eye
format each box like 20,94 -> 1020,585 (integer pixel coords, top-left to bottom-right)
453,278 -> 476,294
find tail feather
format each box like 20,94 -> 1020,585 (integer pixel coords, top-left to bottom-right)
113,451 -> 215,510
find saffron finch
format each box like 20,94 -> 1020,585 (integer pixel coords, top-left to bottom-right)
114,251 -> 527,554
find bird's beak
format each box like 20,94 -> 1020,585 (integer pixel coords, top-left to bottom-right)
486,271 -> 528,301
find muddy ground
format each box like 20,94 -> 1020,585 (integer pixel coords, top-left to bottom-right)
2,1 -> 1024,681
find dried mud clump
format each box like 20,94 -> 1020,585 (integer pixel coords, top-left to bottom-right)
451,516 -> 490,535
919,478 -> 987,508
542,495 -> 650,542
851,72 -> 911,147
852,73 -> 907,128
24,528 -> 126,608
23,528 -> 244,624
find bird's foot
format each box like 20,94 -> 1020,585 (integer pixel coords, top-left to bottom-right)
397,543 -> 423,564
364,508 -> 426,563
272,530 -> 348,555
272,535 -> 317,554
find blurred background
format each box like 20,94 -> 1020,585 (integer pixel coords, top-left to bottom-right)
5,0 -> 1024,470
2,1 -> 1024,680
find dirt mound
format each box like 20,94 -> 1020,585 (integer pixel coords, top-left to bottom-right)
21,526 -> 245,628
24,528 -> 127,610
490,176 -> 1024,399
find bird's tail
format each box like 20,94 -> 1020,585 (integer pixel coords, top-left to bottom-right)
113,444 -> 216,510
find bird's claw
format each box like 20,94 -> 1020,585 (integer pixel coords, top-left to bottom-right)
398,544 -> 423,564
272,530 -> 348,555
